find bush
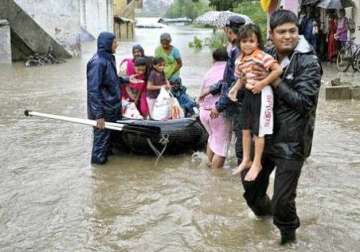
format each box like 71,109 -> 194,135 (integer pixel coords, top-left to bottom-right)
189,31 -> 228,50
166,0 -> 210,20
204,31 -> 228,49
188,36 -> 204,49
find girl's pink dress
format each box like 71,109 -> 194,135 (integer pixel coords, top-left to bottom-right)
199,62 -> 232,157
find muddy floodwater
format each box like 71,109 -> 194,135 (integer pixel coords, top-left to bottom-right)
0,19 -> 359,251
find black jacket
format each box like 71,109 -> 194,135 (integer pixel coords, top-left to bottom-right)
265,36 -> 322,160
87,32 -> 128,120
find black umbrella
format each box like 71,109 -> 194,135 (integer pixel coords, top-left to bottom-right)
317,0 -> 354,9
301,0 -> 320,6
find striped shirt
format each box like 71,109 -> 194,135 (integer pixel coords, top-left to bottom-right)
234,49 -> 276,86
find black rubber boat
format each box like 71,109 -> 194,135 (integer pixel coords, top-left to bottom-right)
111,117 -> 208,155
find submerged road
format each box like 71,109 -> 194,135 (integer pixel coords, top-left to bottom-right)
0,20 -> 359,251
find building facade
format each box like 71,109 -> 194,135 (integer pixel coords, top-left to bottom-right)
113,0 -> 143,40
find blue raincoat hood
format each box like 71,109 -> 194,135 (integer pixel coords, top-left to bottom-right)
97,32 -> 115,53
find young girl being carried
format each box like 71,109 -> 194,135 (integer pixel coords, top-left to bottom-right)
146,57 -> 172,118
228,23 -> 283,181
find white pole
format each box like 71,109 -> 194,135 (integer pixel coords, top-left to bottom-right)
24,110 -> 125,131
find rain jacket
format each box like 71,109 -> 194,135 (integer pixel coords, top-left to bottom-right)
87,32 -> 128,120
208,45 -> 240,117
265,36 -> 322,160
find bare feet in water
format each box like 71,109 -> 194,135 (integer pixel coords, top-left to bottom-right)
232,159 -> 252,175
244,163 -> 262,181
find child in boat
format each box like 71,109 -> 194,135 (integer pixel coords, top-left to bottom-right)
146,57 -> 172,118
122,57 -> 149,118
228,23 -> 282,181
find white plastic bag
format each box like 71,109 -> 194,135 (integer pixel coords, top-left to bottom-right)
123,100 -> 143,119
170,93 -> 185,119
151,88 -> 172,120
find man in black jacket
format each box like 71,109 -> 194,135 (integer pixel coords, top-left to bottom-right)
240,10 -> 322,244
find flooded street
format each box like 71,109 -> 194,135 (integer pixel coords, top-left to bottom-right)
0,21 -> 360,251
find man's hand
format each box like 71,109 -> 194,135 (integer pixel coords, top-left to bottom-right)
271,78 -> 282,88
96,118 -> 105,129
210,107 -> 220,119
198,89 -> 210,102
251,82 -> 264,94
252,63 -> 269,81
245,83 -> 254,90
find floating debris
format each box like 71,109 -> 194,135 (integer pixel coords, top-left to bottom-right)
25,50 -> 65,67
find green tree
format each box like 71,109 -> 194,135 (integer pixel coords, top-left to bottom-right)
234,1 -> 267,39
165,0 -> 209,20
208,0 -> 242,11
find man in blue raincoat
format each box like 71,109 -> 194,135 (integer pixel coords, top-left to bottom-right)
87,32 -> 128,165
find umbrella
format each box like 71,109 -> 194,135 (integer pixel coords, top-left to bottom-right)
301,0 -> 320,6
316,0 -> 354,8
194,11 -> 252,28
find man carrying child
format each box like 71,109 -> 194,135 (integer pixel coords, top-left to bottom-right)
239,10 -> 322,245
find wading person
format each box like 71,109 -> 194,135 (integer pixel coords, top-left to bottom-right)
198,48 -> 232,169
240,10 -> 321,244
200,16 -> 246,163
87,32 -> 129,165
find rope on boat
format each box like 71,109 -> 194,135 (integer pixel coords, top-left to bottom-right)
146,134 -> 170,166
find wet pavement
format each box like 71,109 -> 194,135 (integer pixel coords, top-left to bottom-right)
0,20 -> 359,251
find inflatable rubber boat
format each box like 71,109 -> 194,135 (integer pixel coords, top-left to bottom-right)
112,117 -> 208,155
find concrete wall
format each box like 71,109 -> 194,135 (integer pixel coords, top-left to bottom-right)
80,0 -> 114,39
0,20 -> 12,64
14,0 -> 81,56
352,1 -> 360,43
0,0 -> 115,62
13,0 -> 114,55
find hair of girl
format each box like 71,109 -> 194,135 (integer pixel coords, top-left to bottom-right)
152,57 -> 165,66
238,23 -> 264,50
134,57 -> 149,81
134,56 -> 147,66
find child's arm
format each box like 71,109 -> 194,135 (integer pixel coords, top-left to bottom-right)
165,80 -> 172,90
228,77 -> 244,102
251,62 -> 283,94
147,81 -> 162,91
228,74 -> 246,101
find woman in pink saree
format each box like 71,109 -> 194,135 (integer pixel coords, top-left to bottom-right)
199,48 -> 232,169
